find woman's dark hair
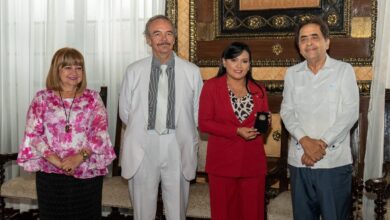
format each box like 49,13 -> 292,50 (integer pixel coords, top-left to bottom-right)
217,41 -> 264,97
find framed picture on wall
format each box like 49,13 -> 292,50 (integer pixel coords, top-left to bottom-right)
168,0 -> 376,67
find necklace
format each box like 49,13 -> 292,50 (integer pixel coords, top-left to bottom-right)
59,90 -> 77,133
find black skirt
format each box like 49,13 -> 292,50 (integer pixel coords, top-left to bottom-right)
36,172 -> 103,220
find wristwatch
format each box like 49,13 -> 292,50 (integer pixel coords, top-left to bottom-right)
80,149 -> 89,162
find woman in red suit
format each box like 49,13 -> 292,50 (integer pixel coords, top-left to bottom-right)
199,42 -> 270,220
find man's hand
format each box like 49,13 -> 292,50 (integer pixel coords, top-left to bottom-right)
301,154 -> 316,166
237,127 -> 260,141
299,136 -> 326,166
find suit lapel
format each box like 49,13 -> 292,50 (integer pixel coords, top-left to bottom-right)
249,82 -> 263,113
175,57 -> 183,125
141,58 -> 152,124
218,75 -> 241,126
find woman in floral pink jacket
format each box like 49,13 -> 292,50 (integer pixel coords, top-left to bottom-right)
17,47 -> 116,220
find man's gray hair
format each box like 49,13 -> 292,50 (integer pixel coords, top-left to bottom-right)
143,15 -> 177,37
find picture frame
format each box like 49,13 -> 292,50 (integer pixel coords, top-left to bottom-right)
167,0 -> 376,67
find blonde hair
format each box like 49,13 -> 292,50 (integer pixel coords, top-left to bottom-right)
46,47 -> 87,92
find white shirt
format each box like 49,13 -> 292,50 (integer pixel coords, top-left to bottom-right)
280,55 -> 359,169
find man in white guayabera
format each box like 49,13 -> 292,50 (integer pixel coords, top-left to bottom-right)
280,16 -> 359,220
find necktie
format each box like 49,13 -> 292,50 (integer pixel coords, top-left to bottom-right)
155,65 -> 168,134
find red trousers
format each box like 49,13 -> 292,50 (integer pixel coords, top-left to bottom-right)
208,174 -> 265,220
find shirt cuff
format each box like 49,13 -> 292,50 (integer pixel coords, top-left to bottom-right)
294,128 -> 306,144
322,137 -> 337,151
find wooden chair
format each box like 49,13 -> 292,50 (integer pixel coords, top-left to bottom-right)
265,93 -> 292,220
0,87 -> 133,220
186,132 -> 211,219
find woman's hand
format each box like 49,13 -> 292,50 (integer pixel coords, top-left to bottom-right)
61,154 -> 84,175
45,154 -> 63,169
237,127 -> 260,141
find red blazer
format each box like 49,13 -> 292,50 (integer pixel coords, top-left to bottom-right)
198,75 -> 269,177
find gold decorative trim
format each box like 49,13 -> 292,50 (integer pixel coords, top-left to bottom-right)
272,130 -> 281,142
189,0 -> 197,63
262,80 -> 371,95
327,13 -> 338,26
166,0 -> 178,52
198,58 -> 302,67
215,0 -> 351,38
200,67 -> 373,81
272,44 -> 283,56
166,0 -> 177,28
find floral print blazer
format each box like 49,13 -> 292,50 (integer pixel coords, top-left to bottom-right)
17,89 -> 116,179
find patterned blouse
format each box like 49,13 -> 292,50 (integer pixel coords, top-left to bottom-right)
228,88 -> 254,123
17,89 -> 116,179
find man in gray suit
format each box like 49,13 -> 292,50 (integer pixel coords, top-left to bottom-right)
119,15 -> 203,220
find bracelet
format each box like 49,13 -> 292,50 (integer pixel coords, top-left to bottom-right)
80,149 -> 89,162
